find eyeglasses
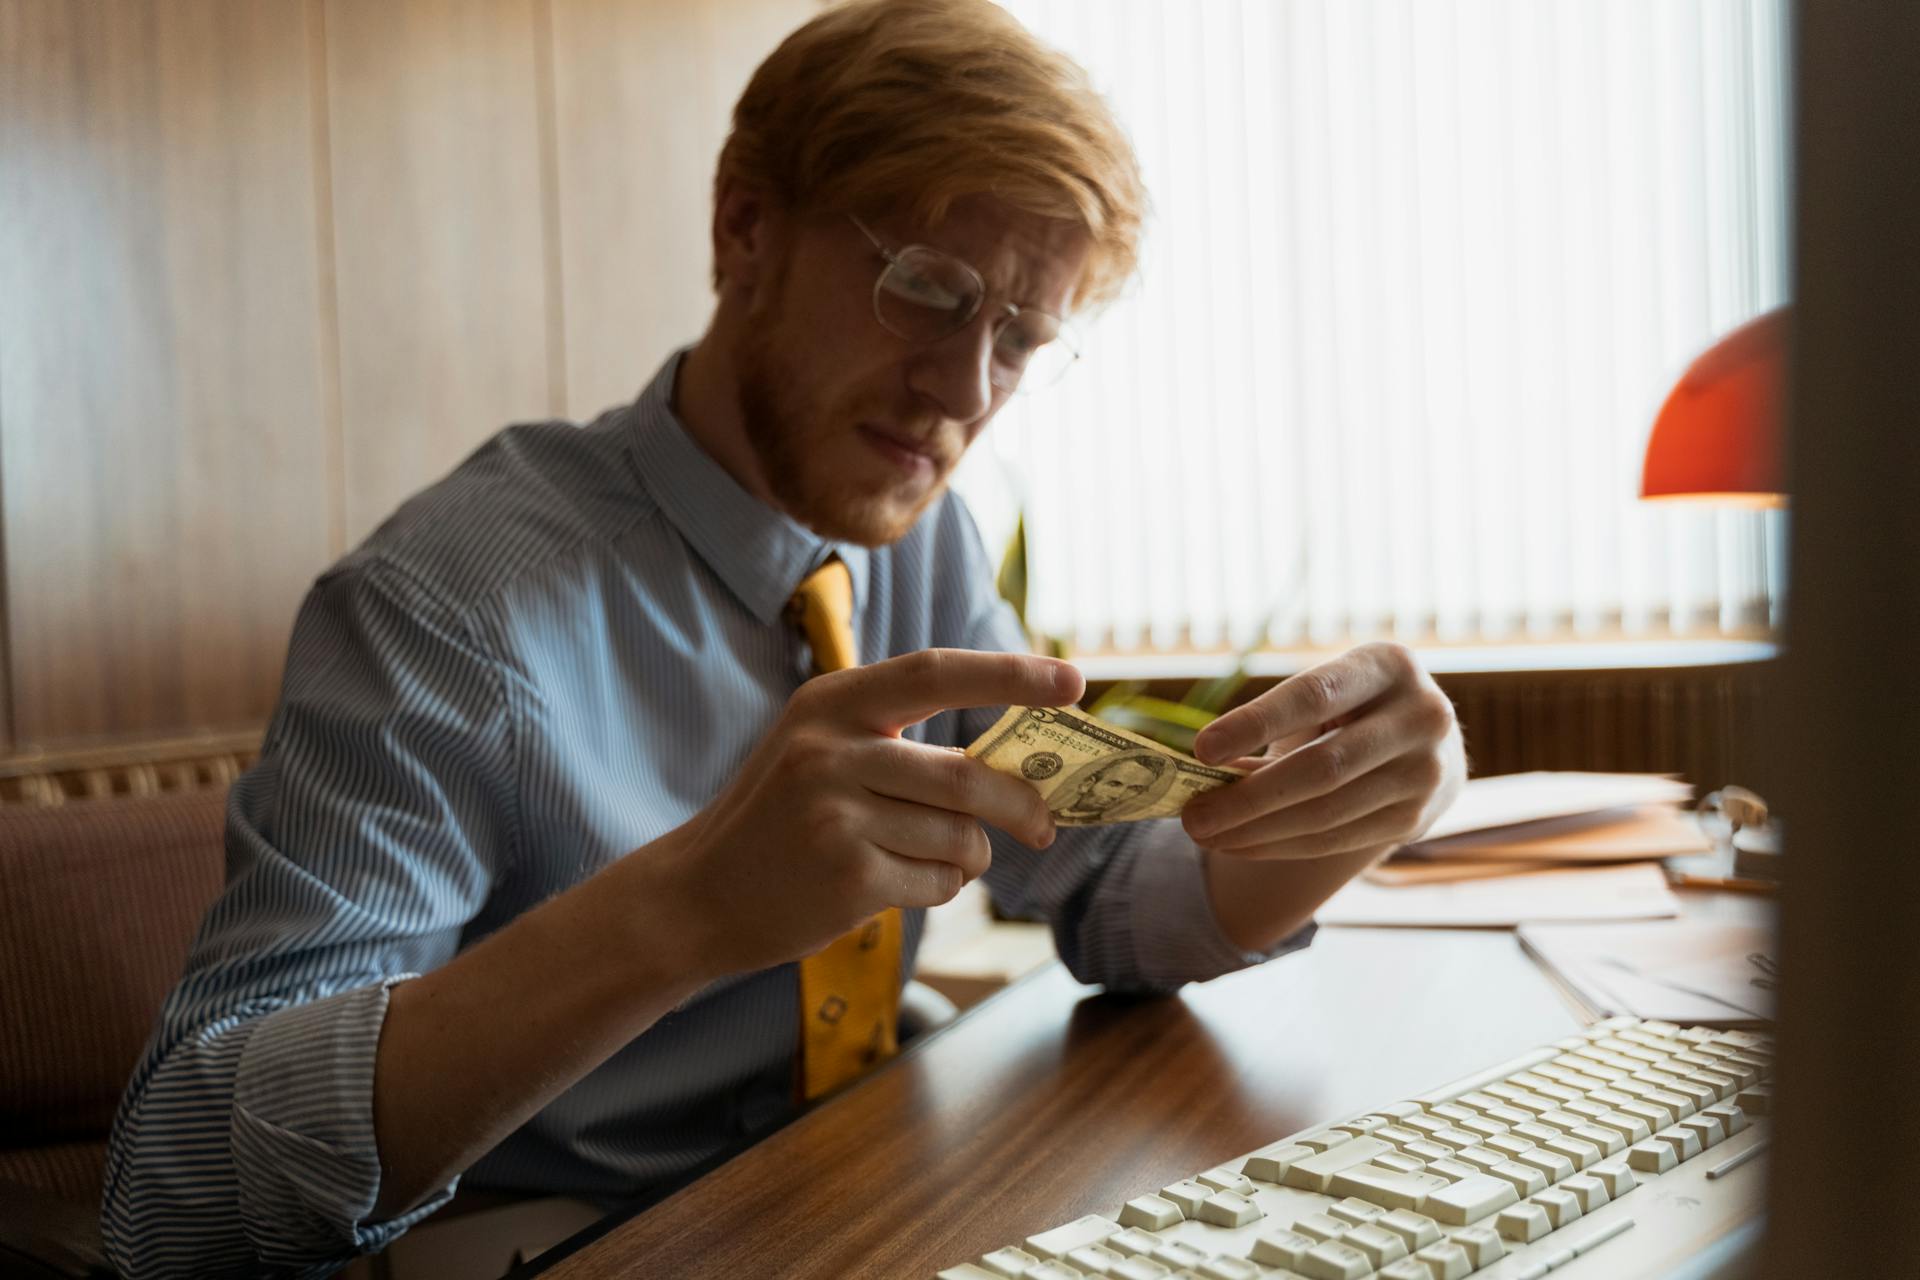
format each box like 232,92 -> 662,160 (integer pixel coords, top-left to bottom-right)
848,215 -> 1080,393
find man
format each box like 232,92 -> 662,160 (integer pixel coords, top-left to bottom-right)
103,1 -> 1465,1275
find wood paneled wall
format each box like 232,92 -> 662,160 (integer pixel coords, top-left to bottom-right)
0,0 -> 812,752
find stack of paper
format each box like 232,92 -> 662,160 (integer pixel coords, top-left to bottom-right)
1315,773 -> 1703,928
1371,772 -> 1708,886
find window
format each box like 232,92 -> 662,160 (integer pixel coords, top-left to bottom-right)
955,0 -> 1792,660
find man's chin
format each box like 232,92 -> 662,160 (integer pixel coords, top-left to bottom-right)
787,479 -> 947,547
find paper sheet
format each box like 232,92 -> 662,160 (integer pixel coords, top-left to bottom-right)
1315,861 -> 1682,928
1516,918 -> 1776,1026
1400,804 -> 1712,863
1419,772 -> 1695,843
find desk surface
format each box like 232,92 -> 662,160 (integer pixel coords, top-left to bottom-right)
530,915 -> 1671,1280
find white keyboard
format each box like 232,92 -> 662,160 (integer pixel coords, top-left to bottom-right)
936,1016 -> 1771,1280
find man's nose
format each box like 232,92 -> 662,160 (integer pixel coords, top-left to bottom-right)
906,314 -> 998,426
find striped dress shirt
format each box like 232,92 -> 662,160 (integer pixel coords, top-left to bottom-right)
100,352 -> 1312,1278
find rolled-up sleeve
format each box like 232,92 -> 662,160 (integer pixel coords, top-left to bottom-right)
102,561 -> 517,1278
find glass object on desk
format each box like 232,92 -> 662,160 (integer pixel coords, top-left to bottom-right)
1666,786 -> 1781,889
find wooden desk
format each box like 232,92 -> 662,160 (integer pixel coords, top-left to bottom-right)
530,921 -> 1619,1279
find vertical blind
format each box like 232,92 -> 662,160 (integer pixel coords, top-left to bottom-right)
954,0 -> 1792,657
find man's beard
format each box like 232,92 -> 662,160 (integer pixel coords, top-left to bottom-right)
734,285 -> 959,547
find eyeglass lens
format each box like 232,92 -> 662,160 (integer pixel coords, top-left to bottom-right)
875,247 -> 1075,391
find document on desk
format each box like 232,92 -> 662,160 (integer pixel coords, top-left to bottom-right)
1416,772 -> 1696,843
1314,861 -> 1682,928
1516,918 -> 1776,1026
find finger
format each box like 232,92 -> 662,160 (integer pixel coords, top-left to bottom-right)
1188,756 -> 1427,852
870,849 -> 972,910
819,648 -> 1084,736
1192,642 -> 1411,765
1205,795 -> 1427,862
854,737 -> 1055,848
1183,705 -> 1413,842
862,794 -> 995,879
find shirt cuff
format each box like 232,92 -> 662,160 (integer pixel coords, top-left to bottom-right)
1126,823 -> 1318,989
232,976 -> 457,1267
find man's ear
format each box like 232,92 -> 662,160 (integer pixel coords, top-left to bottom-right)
712,178 -> 785,300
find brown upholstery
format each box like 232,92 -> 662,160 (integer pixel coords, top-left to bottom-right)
0,789 -> 228,1195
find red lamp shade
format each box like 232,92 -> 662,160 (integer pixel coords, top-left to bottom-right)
1641,306 -> 1788,505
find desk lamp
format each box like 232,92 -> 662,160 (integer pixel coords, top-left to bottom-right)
1641,305 -> 1789,883
1641,306 -> 1789,506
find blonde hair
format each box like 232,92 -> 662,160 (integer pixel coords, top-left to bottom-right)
715,0 -> 1146,312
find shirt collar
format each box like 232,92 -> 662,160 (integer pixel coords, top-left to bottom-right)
625,351 -> 872,626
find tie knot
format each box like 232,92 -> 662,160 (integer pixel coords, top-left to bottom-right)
789,559 -> 857,674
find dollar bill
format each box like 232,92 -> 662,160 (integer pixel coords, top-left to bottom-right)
965,706 -> 1247,826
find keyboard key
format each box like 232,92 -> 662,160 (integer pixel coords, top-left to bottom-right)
1159,1180 -> 1213,1216
1020,1261 -> 1082,1280
1458,1115 -> 1509,1140
1067,1244 -> 1127,1276
1704,1101 -> 1749,1136
1429,1127 -> 1483,1151
1663,1078 -> 1720,1110
1530,1186 -> 1582,1229
1299,1131 -> 1354,1152
1512,1149 -> 1575,1183
1194,1257 -> 1264,1280
1026,1214 -> 1122,1260
1413,1240 -> 1473,1279
1645,1088 -> 1698,1121
1588,1161 -> 1637,1198
1295,1213 -> 1347,1243
981,1247 -> 1041,1277
1426,1159 -> 1480,1183
1559,1174 -> 1611,1214
1328,1197 -> 1387,1225
1377,1151 -> 1429,1174
1376,1209 -> 1443,1251
1419,1173 -> 1520,1225
1591,1111 -> 1652,1144
1432,1102 -> 1480,1124
1108,1258 -> 1172,1280
937,1266 -> 1003,1280
1334,1116 -> 1390,1137
1627,1140 -> 1677,1173
1484,1161 -> 1547,1197
1736,1085 -> 1772,1116
1196,1169 -> 1258,1197
1250,1230 -> 1317,1269
1197,1191 -> 1263,1228
1512,1122 -> 1564,1145
1403,1139 -> 1457,1164
1652,1126 -> 1704,1162
1567,1124 -> 1626,1156
1340,1222 -> 1411,1268
1687,1069 -> 1738,1100
1681,1114 -> 1727,1148
1282,1138 -> 1395,1192
1619,1100 -> 1676,1132
1542,1135 -> 1603,1170
1449,1224 -> 1506,1268
1376,1124 -> 1427,1148
1379,1261 -> 1431,1280
1243,1143 -> 1314,1183
1106,1228 -> 1162,1257
1494,1203 -> 1551,1243
1485,1134 -> 1535,1159
1119,1195 -> 1182,1230
1298,1241 -> 1373,1280
1454,1146 -> 1506,1173
1150,1241 -> 1206,1271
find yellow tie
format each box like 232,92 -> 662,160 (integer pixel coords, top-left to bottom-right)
787,559 -> 904,1101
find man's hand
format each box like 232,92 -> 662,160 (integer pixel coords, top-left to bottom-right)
660,648 -> 1084,977
1179,642 -> 1465,861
